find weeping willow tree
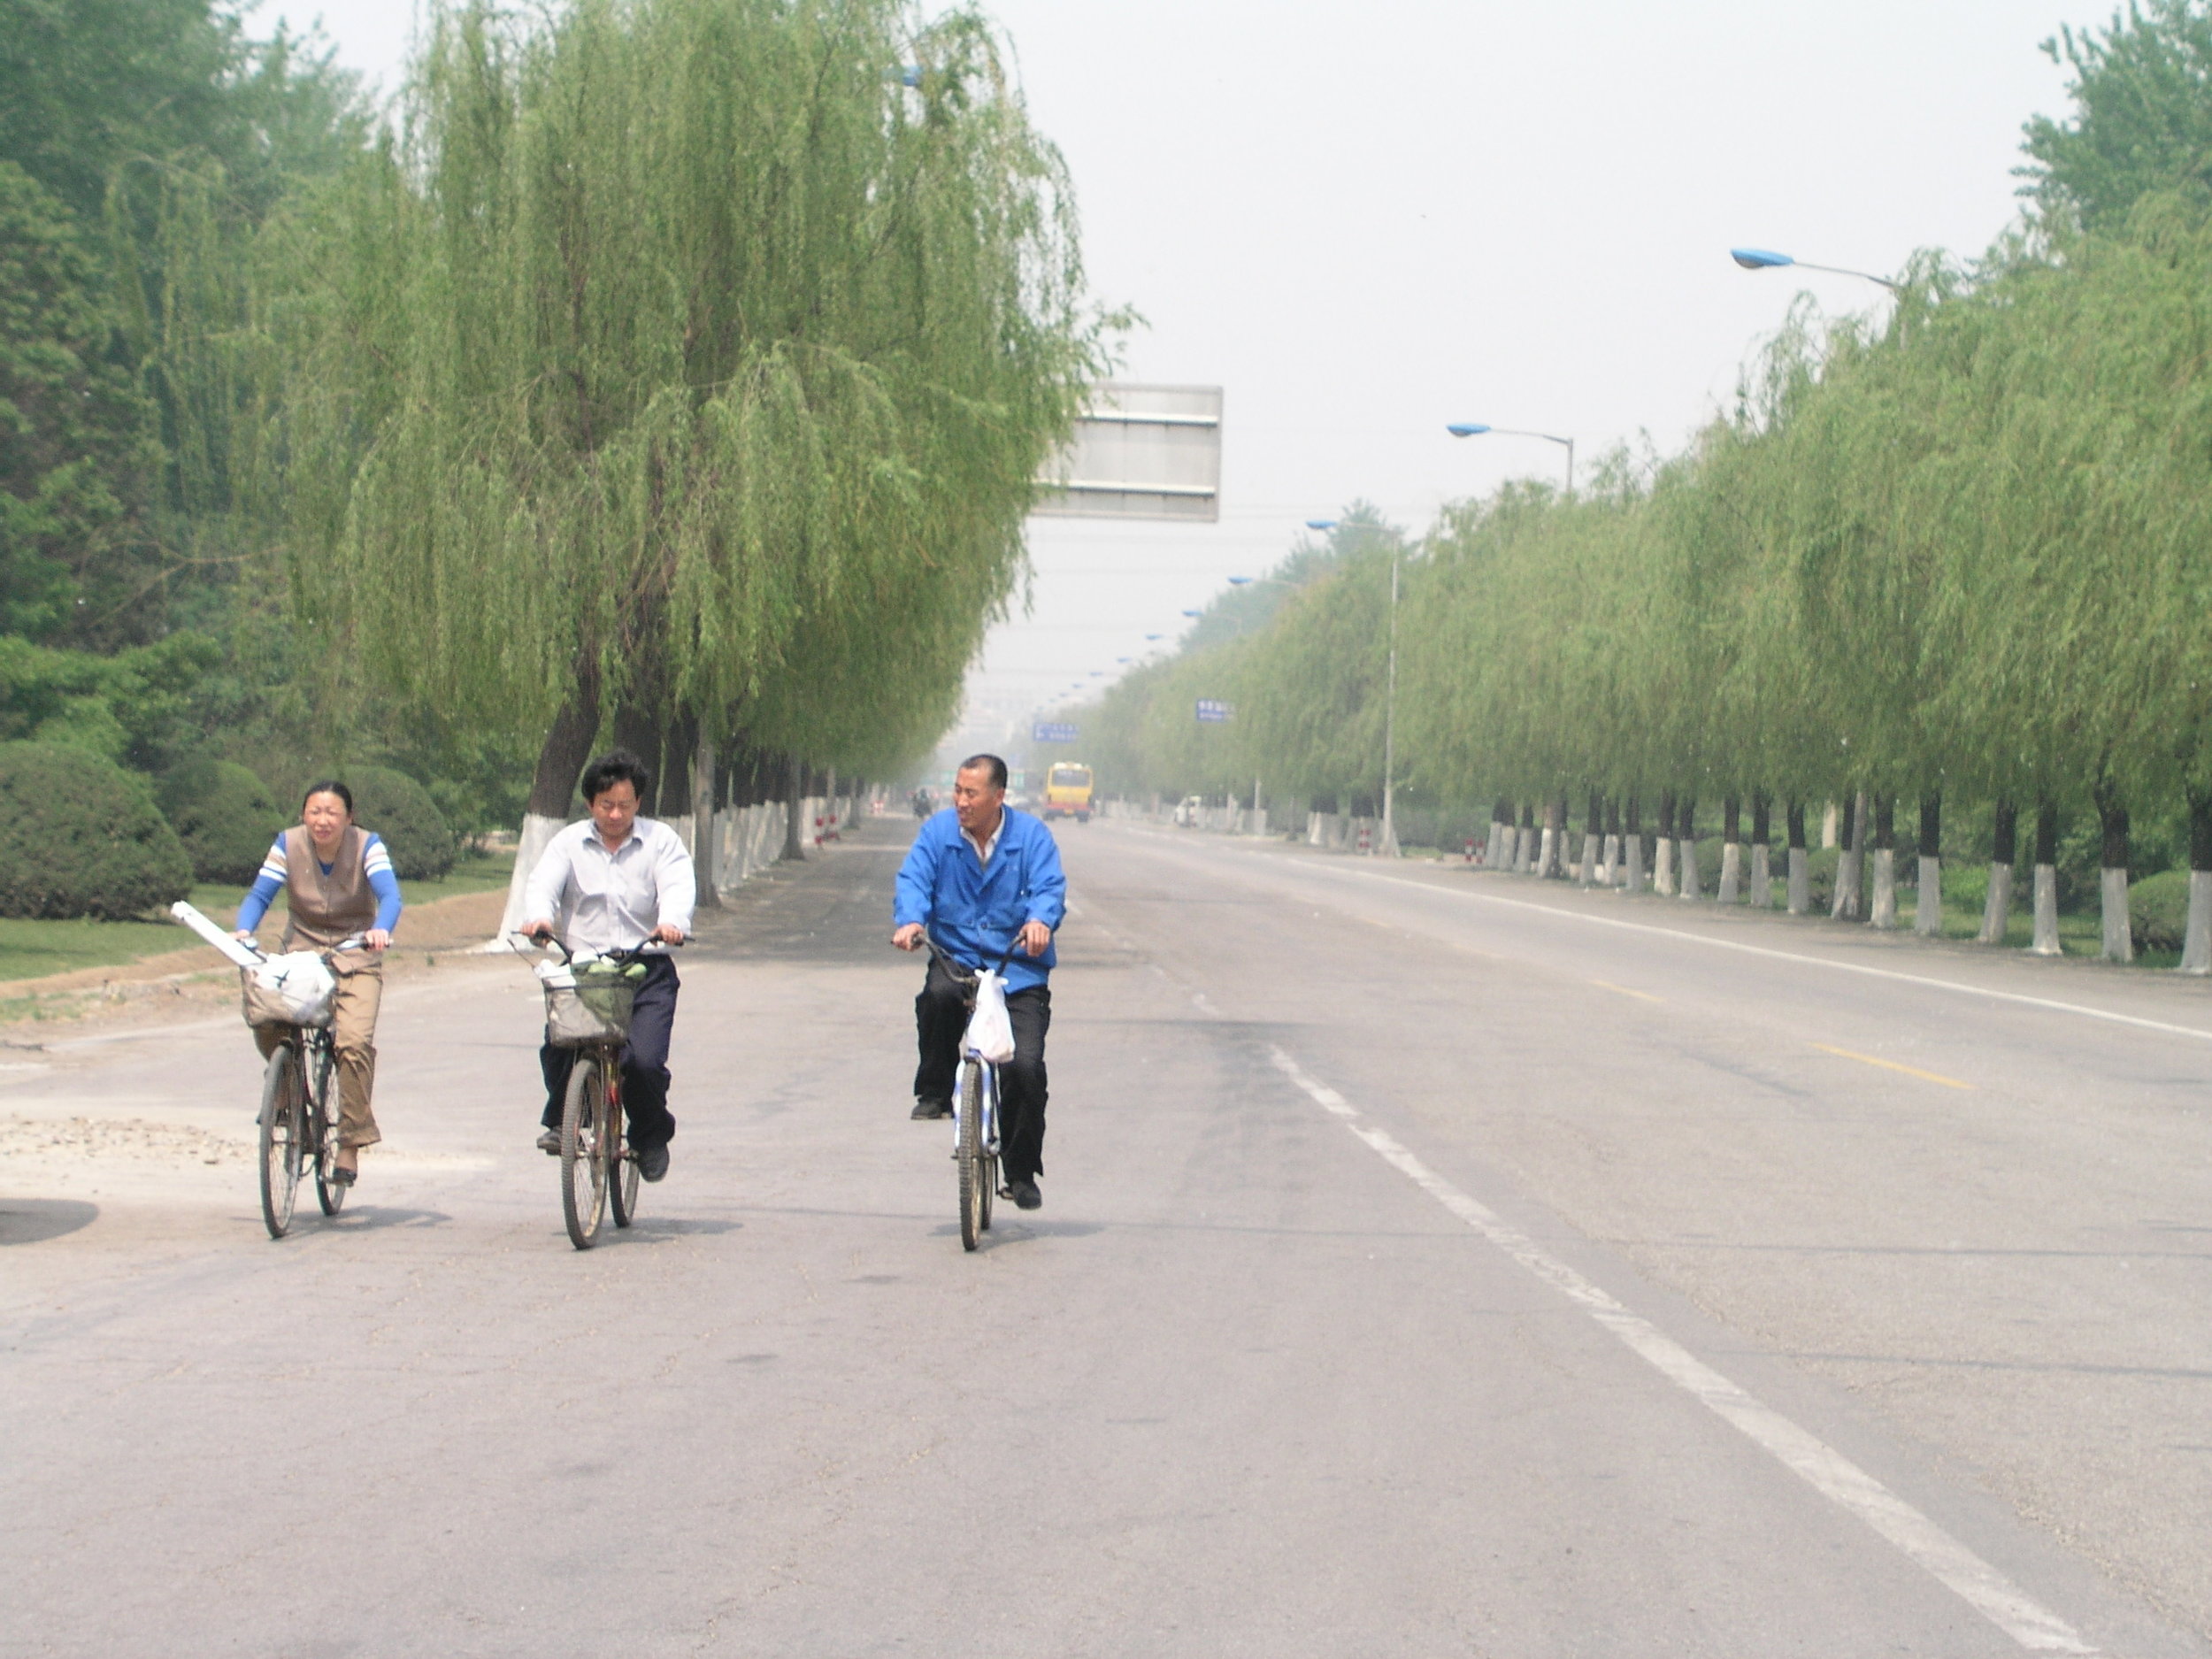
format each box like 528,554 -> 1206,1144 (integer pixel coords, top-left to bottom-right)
172,0 -> 1106,877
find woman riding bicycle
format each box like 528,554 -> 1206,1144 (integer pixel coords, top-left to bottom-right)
234,780 -> 403,1187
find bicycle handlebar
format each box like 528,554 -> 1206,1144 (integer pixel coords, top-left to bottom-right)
511,930 -> 685,965
912,931 -> 1020,980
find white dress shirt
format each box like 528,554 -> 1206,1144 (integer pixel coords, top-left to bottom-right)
524,818 -> 696,953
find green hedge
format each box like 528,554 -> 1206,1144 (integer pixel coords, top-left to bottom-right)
347,765 -> 456,880
2130,869 -> 2193,955
0,742 -> 192,918
157,758 -> 282,884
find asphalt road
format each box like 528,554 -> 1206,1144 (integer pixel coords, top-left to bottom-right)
5,814 -> 2212,1657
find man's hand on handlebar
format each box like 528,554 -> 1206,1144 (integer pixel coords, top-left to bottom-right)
521,918 -> 556,944
892,922 -> 926,952
1018,919 -> 1051,958
648,924 -> 687,947
365,927 -> 391,954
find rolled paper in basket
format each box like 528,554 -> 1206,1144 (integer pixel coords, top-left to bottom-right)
172,900 -> 262,968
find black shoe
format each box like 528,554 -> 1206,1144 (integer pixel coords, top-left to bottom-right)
330,1164 -> 357,1186
535,1127 -> 561,1156
911,1096 -> 952,1120
1009,1178 -> 1041,1210
637,1141 -> 670,1183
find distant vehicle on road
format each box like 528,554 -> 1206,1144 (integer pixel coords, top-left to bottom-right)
1041,763 -> 1094,823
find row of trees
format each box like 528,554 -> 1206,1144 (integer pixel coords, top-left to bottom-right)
2,0 -> 1109,916
1076,0 -> 2212,969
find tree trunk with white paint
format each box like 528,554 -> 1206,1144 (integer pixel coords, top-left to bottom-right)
782,754 -> 807,861
1832,793 -> 1866,921
1654,791 -> 1677,896
1622,796 -> 1645,894
1978,801 -> 2016,945
1748,793 -> 1772,909
1914,795 -> 1941,936
2029,801 -> 2062,956
1717,796 -> 1741,905
1869,796 -> 1897,929
2095,779 -> 2131,963
2182,794 -> 2212,973
691,726 -> 721,910
1579,790 -> 1601,888
1786,800 -> 1809,916
495,676 -> 601,943
1677,796 -> 1701,901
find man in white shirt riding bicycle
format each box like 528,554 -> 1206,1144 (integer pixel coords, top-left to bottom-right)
521,750 -> 693,1183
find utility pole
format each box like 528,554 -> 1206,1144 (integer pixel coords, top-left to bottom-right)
1380,547 -> 1400,857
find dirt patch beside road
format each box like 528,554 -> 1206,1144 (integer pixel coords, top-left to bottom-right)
0,888 -> 513,1041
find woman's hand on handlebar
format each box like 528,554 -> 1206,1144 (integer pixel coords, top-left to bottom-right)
365,927 -> 391,954
892,922 -> 926,952
648,924 -> 687,947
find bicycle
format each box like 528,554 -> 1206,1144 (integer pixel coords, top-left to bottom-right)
518,933 -> 674,1250
250,934 -> 367,1240
918,934 -> 1018,1251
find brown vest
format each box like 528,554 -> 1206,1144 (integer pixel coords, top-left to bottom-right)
282,825 -> 377,949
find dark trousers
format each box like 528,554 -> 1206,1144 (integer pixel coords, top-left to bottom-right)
541,954 -> 680,1149
914,956 -> 1051,1183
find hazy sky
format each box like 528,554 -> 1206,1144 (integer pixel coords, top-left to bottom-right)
263,0 -> 2078,752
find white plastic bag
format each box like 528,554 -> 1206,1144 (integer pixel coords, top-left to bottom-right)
963,969 -> 1017,1064
241,951 -> 338,1028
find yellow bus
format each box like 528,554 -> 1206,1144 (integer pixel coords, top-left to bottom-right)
1041,763 -> 1094,823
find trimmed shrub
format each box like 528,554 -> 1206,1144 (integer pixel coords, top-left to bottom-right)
157,758 -> 283,884
2130,868 -> 2193,955
0,741 -> 192,918
346,764 -> 457,880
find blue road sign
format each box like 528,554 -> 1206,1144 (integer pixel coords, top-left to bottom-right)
1195,700 -> 1233,724
1033,722 -> 1079,743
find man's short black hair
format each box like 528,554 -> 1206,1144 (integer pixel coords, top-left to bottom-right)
580,749 -> 652,806
958,753 -> 1009,790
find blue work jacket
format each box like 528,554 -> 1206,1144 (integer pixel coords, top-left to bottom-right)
893,807 -> 1067,993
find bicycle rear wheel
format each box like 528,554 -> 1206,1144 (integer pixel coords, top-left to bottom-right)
257,1043 -> 304,1240
310,1041 -> 346,1216
957,1058 -> 985,1251
561,1053 -> 608,1249
978,1065 -> 995,1233
608,1091 -> 640,1229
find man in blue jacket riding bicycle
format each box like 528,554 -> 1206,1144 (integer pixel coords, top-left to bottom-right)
891,753 -> 1066,1211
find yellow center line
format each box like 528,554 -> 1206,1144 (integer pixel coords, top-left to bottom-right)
1810,1042 -> 1974,1091
1590,978 -> 1663,1004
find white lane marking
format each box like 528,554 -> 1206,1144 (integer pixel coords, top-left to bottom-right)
1285,855 -> 2212,1048
1263,1043 -> 2096,1655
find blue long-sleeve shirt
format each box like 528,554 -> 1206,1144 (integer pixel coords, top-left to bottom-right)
893,808 -> 1066,993
237,832 -> 403,934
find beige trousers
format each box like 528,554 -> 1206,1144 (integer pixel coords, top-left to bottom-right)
255,955 -> 383,1148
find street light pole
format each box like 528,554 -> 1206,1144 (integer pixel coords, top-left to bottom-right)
1445,422 -> 1576,491
1728,247 -> 1901,293
1381,545 -> 1400,857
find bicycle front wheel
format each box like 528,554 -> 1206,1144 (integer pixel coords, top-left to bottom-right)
561,1052 -> 608,1249
608,1094 -> 640,1229
258,1043 -> 304,1240
310,1041 -> 346,1217
957,1058 -> 985,1251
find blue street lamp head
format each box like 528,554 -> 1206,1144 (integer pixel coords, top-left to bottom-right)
1116,657 -> 1132,664
1227,575 -> 1254,586
1446,422 -> 1491,438
1145,633 -> 1164,641
1306,518 -> 1338,530
1181,609 -> 1203,618
1731,247 -> 1794,271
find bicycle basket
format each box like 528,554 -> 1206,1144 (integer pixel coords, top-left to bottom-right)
240,952 -> 338,1029
540,958 -> 646,1047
